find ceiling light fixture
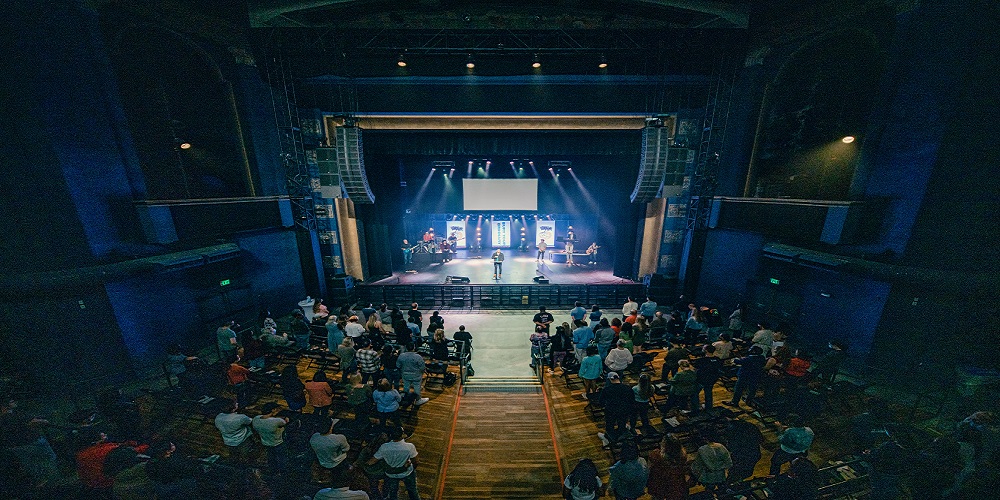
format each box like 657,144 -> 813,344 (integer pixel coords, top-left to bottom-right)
466,54 -> 475,69
532,54 -> 541,69
598,54 -> 608,69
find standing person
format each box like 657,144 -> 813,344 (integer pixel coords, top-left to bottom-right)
401,240 -> 413,269
306,371 -> 335,417
369,426 -> 420,500
337,337 -> 357,382
586,242 -> 600,265
563,458 -> 603,500
724,419 -> 764,484
769,414 -> 814,475
769,457 -> 819,500
491,248 -> 504,279
683,308 -> 706,345
570,301 -> 588,323
226,357 -> 252,408
693,345 -> 722,413
622,297 -> 638,321
407,304 -> 422,339
711,333 -> 734,361
579,345 -> 603,400
564,237 -> 576,265
217,320 -> 239,363
381,345 -> 401,391
661,345 -> 690,380
690,432 -> 732,496
725,346 -> 766,408
252,403 -> 289,473
310,417 -> 350,478
345,316 -> 366,339
588,305 -> 603,324
280,365 -> 307,413
549,324 -> 573,372
664,360 -> 699,413
595,318 -> 616,361
572,320 -> 594,362
608,440 -> 649,500
214,401 -> 253,464
372,379 -> 402,429
666,312 -> 685,343
605,339 -> 634,377
639,296 -> 658,319
751,322 -> 775,356
291,311 -> 312,348
427,311 -> 444,332
396,343 -> 430,406
529,326 -> 550,369
728,304 -> 744,336
439,239 -> 451,262
536,239 -> 547,262
345,372 -> 373,431
597,372 -> 634,447
533,306 -> 554,333
356,339 -> 382,385
647,434 -> 689,500
631,374 -> 656,433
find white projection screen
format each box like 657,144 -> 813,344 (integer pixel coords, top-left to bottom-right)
462,179 -> 538,211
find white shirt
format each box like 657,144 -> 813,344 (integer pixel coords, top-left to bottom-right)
374,440 -> 418,478
622,301 -> 638,317
345,322 -> 365,338
215,412 -> 252,446
252,415 -> 286,447
310,432 -> 350,469
605,348 -> 634,371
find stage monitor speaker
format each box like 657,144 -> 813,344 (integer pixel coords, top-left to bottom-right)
447,276 -> 471,284
631,126 -> 691,203
332,126 -> 374,204
532,275 -> 549,284
451,297 -> 465,307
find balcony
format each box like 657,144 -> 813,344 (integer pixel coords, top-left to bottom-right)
136,196 -> 293,244
706,197 -> 877,245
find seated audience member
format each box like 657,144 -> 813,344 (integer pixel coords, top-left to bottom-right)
605,339 -> 634,375
430,329 -> 452,364
609,440 -> 649,500
453,325 -> 473,358
291,311 -> 312,348
618,322 -> 635,352
595,318 -> 616,360
563,458 -> 604,500
327,316 -> 344,353
75,429 -> 149,491
214,400 -> 253,463
143,439 -> 200,498
666,312 -> 685,342
750,322 -> 774,356
377,303 -> 392,325
632,316 -> 648,353
361,302 -> 377,321
579,345 -> 604,400
589,305 -> 603,323
769,413 -> 815,475
625,309 -> 639,325
310,417 -> 351,478
313,299 -> 331,323
427,311 -> 444,331
646,434 -> 688,500
784,350 -> 811,382
691,432 -> 732,496
610,318 -> 622,335
769,457 -> 819,500
306,371 -> 336,417
549,324 -> 573,371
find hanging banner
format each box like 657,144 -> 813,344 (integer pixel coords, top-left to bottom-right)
491,220 -> 511,248
447,221 -> 467,249
536,220 -> 555,248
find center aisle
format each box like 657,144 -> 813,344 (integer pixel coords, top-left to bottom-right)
438,380 -> 563,499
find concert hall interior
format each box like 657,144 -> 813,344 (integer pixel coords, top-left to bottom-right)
1,1 -> 998,499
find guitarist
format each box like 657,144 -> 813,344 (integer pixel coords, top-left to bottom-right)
491,249 -> 504,279
586,243 -> 600,265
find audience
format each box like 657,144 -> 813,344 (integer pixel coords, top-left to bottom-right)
369,426 -> 420,500
281,364 -> 308,412
564,458 -> 603,500
306,371 -> 335,416
397,343 -> 430,406
646,434 -> 688,500
690,431 -> 732,496
252,402 -> 289,472
605,339 -> 633,376
373,379 -> 403,428
597,372 -> 633,447
214,400 -> 253,464
579,345 -> 603,400
310,417 -> 350,478
609,439 -> 649,500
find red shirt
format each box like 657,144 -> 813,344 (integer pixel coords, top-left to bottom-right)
76,442 -> 149,489
785,357 -> 811,377
227,364 -> 250,385
625,315 -> 638,325
305,381 -> 334,408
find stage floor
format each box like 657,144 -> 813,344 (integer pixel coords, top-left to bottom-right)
373,254 -> 634,285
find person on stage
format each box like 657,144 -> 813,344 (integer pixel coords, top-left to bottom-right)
564,228 -> 577,265
440,239 -> 451,262
491,249 -> 505,279
586,243 -> 600,265
422,228 -> 434,243
401,239 -> 413,269
537,239 -> 547,262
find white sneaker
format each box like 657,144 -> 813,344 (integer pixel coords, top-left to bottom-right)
597,432 -> 610,447
415,397 -> 430,406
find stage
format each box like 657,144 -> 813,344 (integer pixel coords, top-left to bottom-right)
372,250 -> 633,286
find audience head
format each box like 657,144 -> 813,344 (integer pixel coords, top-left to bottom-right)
607,372 -> 620,383
591,305 -> 599,312
538,306 -> 547,313
586,345 -> 598,356
661,434 -> 686,461
432,310 -> 440,317
611,318 -> 622,327
788,457 -> 818,480
703,344 -> 716,355
411,302 -> 418,310
720,332 -> 732,342
434,329 -> 445,341
388,426 -> 405,441
404,342 -> 415,352
749,345 -> 764,356
535,325 -> 544,333
619,440 -> 640,461
148,438 -> 176,459
758,321 -> 770,330
313,371 -> 328,383
349,315 -> 359,323
574,320 -> 586,328
377,379 -> 391,392
785,413 -> 804,428
575,301 -> 582,307
599,318 -> 610,328
678,359 -> 692,371
459,325 -> 466,331
569,458 -> 600,492
620,321 -> 632,333
281,364 -> 299,379
616,339 -> 627,349
261,402 -> 280,415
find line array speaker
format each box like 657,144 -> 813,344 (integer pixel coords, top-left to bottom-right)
333,126 -> 375,204
631,126 -> 691,203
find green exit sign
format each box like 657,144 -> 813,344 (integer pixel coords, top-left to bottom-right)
769,278 -> 780,285
220,279 -> 231,287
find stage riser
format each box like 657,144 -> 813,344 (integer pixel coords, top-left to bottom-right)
352,283 -> 646,309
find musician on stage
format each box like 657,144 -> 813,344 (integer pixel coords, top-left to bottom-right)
422,228 -> 434,243
440,239 -> 452,262
537,239 -> 547,262
491,249 -> 504,279
586,243 -> 600,265
401,239 -> 413,268
564,227 -> 577,265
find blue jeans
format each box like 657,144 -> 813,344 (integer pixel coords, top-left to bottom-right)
731,376 -> 761,405
265,442 -> 287,472
403,377 -> 422,397
295,334 -> 311,349
700,380 -> 715,410
384,471 -> 420,500
385,368 -> 401,389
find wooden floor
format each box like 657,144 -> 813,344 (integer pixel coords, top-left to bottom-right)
440,387 -> 562,499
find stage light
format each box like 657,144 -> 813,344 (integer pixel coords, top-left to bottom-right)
397,54 -> 407,67
598,55 -> 608,69
841,136 -> 855,143
179,142 -> 192,150
532,54 -> 541,69
466,54 -> 475,69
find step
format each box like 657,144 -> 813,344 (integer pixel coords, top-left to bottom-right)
463,376 -> 542,393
